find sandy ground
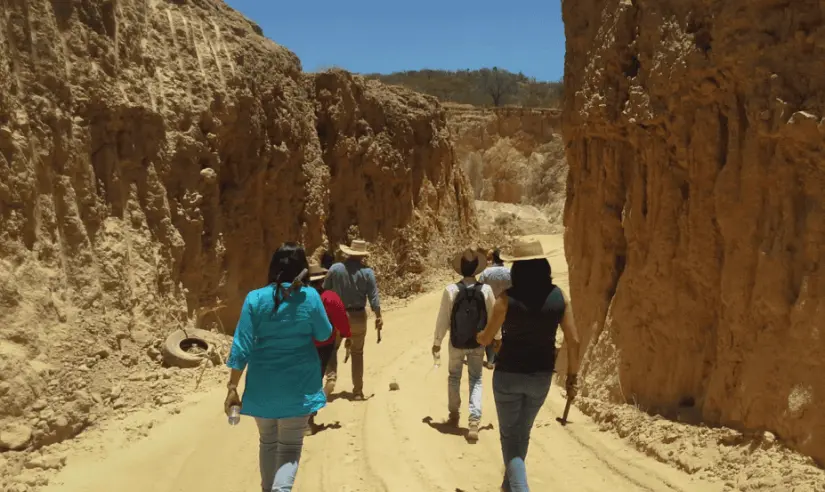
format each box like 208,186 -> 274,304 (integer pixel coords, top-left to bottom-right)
42,235 -> 724,492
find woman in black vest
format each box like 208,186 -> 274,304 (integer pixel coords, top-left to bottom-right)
476,237 -> 581,492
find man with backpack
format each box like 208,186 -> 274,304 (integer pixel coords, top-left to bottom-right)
432,246 -> 497,441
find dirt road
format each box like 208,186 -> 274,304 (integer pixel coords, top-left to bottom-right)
43,235 -> 722,492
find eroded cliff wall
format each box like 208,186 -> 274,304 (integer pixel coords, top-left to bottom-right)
563,0 -> 825,464
448,104 -> 567,213
0,0 -> 471,452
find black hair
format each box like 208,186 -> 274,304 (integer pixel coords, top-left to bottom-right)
460,257 -> 479,277
267,242 -> 309,313
492,249 -> 503,266
509,258 -> 554,308
320,250 -> 335,270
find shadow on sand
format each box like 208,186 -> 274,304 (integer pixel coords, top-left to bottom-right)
421,416 -> 494,443
328,391 -> 375,402
307,420 -> 342,436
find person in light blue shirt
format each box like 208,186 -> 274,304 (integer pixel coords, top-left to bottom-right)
225,242 -> 333,492
322,239 -> 382,400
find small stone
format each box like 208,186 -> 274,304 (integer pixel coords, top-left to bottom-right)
95,347 -> 110,359
78,365 -> 90,372
389,381 -> 400,391
112,398 -> 127,410
110,385 -> 123,399
91,392 -> 103,404
31,400 -> 47,411
128,372 -> 146,382
0,382 -> 10,396
147,346 -> 161,359
162,369 -> 172,380
25,454 -> 66,470
18,469 -> 46,486
0,423 -> 33,450
156,395 -> 177,405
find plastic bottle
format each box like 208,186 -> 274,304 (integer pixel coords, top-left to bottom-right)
433,350 -> 441,369
228,405 -> 241,426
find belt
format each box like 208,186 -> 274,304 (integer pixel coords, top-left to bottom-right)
346,306 -> 365,313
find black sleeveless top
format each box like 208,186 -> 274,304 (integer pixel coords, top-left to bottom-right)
495,286 -> 566,374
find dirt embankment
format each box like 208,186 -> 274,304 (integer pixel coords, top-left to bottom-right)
563,0 -> 825,479
0,0 -> 472,468
447,104 -> 567,215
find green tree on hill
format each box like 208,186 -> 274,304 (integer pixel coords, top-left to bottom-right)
364,68 -> 563,108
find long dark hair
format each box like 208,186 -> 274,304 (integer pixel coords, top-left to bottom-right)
508,258 -> 554,308
268,242 -> 309,312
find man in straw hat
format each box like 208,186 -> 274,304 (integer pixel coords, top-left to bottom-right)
323,239 -> 383,401
306,264 -> 352,434
432,245 -> 497,441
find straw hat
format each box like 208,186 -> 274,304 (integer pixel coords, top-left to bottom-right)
451,246 -> 487,276
308,264 -> 328,282
500,236 -> 553,262
339,239 -> 370,257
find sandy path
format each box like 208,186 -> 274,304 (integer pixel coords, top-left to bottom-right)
43,235 -> 722,492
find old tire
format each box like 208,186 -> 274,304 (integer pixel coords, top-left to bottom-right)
162,329 -> 217,368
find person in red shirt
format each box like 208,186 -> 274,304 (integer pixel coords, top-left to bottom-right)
307,264 -> 352,434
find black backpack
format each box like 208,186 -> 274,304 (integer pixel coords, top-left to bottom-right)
450,282 -> 488,349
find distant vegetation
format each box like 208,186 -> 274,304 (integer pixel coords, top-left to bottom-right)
364,68 -> 563,108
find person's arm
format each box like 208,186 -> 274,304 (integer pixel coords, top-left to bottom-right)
482,285 -> 502,341
478,294 -> 508,346
560,289 -> 581,376
225,293 -> 255,414
325,292 -> 352,339
310,290 -> 334,342
432,287 -> 452,352
365,268 -> 381,317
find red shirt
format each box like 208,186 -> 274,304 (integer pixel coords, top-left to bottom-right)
315,290 -> 352,346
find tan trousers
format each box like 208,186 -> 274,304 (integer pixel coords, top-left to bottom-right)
325,310 -> 368,394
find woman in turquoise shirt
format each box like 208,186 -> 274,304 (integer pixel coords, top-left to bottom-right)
224,242 -> 333,492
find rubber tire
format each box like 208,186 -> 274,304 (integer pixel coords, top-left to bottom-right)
162,328 -> 217,368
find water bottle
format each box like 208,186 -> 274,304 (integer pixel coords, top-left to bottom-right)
228,405 -> 241,426
433,350 -> 441,369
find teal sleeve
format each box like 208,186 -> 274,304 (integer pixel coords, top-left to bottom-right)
227,293 -> 255,371
310,291 -> 334,342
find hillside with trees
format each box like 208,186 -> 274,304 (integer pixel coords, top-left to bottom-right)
364,68 -> 563,108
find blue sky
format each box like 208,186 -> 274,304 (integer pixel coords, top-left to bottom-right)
224,0 -> 565,82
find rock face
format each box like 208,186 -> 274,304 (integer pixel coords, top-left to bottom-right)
0,0 -> 471,450
563,0 -> 825,464
448,105 -> 566,208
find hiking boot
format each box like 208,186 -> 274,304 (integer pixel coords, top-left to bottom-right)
447,412 -> 460,427
305,416 -> 315,437
352,391 -> 365,401
467,420 -> 480,441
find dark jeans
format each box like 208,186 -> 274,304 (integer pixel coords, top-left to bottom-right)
485,345 -> 497,365
493,370 -> 552,492
316,344 -> 336,375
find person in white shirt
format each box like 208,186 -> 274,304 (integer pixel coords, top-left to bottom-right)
432,246 -> 497,441
478,248 -> 511,369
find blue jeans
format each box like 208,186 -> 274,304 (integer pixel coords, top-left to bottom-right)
493,370 -> 552,492
255,416 -> 309,492
448,346 -> 484,421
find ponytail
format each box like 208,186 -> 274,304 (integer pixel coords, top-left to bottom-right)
267,242 -> 309,315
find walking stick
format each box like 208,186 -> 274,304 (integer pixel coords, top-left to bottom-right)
556,396 -> 573,426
